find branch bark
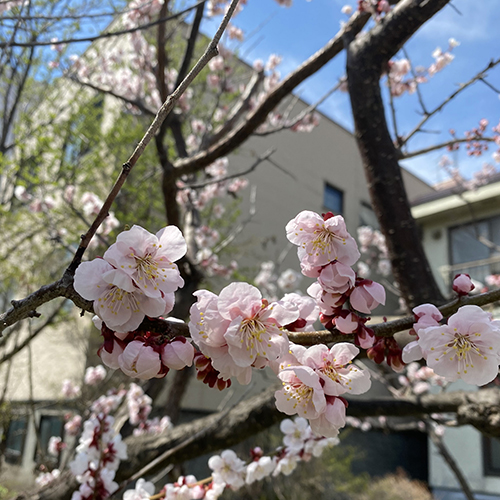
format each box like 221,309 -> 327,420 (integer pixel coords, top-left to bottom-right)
18,385 -> 500,500
345,0 -> 450,308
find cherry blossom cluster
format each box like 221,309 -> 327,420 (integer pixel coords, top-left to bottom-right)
253,261 -> 305,300
385,39 -> 458,97
357,0 -> 391,20
286,210 -> 386,349
69,413 -> 127,500
189,282 -> 300,386
486,274 -> 500,288
274,342 -> 371,437
96,318 -> 195,380
73,224 -> 200,379
398,362 -> 446,396
122,416 -> 337,500
356,225 -> 391,278
126,383 -> 172,436
438,155 -> 498,192
74,223 -> 184,329
403,301 -> 500,386
14,185 -> 120,250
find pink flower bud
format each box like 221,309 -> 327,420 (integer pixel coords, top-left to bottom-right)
118,341 -> 162,380
98,340 -> 124,370
350,281 -> 386,314
335,312 -> 359,334
452,273 -> 475,296
161,338 -> 195,370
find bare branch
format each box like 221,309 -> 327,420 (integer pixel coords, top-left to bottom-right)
64,0 -> 241,276
172,9 -> 371,177
400,136 -> 497,159
402,57 -> 500,146
0,0 -> 208,48
181,148 -> 276,190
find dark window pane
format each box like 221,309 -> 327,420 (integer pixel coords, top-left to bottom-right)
484,436 -> 500,476
324,183 -> 343,215
35,415 -> 64,463
5,416 -> 28,465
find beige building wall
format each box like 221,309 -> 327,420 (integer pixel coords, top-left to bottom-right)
228,102 -> 434,278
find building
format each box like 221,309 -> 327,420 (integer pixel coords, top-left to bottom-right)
412,174 -> 500,500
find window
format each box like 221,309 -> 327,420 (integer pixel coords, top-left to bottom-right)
449,216 -> 500,284
323,183 -> 343,215
5,415 -> 28,465
483,435 -> 500,476
35,415 -> 64,464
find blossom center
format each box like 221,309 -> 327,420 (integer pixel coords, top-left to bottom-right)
310,228 -> 345,256
99,286 -> 140,315
449,333 -> 481,360
283,381 -> 313,412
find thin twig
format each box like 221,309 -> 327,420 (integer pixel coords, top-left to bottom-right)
64,0 -> 241,276
0,0 -> 208,48
401,137 -> 497,159
181,149 -> 276,190
402,58 -> 500,146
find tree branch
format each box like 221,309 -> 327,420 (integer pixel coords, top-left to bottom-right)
402,57 -> 500,146
400,136 -> 497,159
0,0 -> 208,48
172,9 -> 371,177
346,0 -> 450,308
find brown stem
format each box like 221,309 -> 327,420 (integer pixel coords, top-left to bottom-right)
345,0 -> 450,308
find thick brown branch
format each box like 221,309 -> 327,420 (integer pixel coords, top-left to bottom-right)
17,385 -> 500,500
346,0 -> 450,308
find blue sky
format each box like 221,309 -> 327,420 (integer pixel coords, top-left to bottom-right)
203,0 -> 500,186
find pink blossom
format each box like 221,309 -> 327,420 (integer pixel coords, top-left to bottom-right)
278,293 -> 319,331
280,417 -> 312,454
417,305 -> 500,385
84,365 -> 107,385
350,281 -> 386,314
245,456 -> 275,484
317,261 -> 356,294
308,396 -> 347,438
208,450 -> 246,489
275,365 -> 327,420
300,343 -> 371,396
118,341 -> 162,380
161,337 -> 195,370
218,282 -> 298,367
48,436 -> 65,456
74,259 -> 168,333
99,340 -> 125,370
335,312 -> 359,334
123,478 -> 155,500
65,415 -> 82,436
453,273 -> 475,295
286,211 -> 360,267
402,341 -> 423,363
103,225 -> 186,299
189,290 -> 252,385
61,379 -> 81,398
